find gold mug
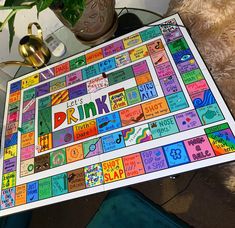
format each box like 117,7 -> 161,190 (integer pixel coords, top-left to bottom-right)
0,22 -> 51,68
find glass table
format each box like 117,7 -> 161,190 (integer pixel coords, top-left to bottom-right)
15,8 -> 163,77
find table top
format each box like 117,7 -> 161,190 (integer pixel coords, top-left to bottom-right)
15,8 -> 163,78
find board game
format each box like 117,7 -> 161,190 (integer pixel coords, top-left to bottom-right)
1,14 -> 235,216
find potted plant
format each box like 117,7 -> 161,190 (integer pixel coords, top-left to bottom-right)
0,0 -> 117,50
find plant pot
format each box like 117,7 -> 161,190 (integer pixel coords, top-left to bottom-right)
51,0 -> 118,46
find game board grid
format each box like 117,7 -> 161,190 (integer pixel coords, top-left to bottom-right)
1,122 -> 235,210
1,15 -> 235,214
18,107 -> 223,178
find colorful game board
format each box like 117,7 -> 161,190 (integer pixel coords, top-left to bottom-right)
1,14 -> 235,216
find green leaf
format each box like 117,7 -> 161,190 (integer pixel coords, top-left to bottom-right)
8,13 -> 15,51
61,8 -> 81,27
36,0 -> 54,13
4,0 -> 32,6
0,22 -> 3,31
63,0 -> 85,10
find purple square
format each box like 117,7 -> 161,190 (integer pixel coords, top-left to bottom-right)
160,74 -> 181,95
177,60 -> 199,74
22,109 -> 35,123
66,70 -> 82,86
155,62 -> 175,79
53,127 -> 74,147
175,110 -> 202,131
40,69 -> 55,81
36,82 -> 50,97
3,157 -> 17,174
141,147 -> 168,173
102,40 -> 124,57
132,61 -> 148,76
69,83 -> 87,99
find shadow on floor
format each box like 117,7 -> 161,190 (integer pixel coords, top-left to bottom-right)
29,165 -> 235,228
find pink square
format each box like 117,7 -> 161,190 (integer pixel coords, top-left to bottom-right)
21,145 -> 35,161
184,135 -> 215,162
23,99 -> 36,113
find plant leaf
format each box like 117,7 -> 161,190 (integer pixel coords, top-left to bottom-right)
8,13 -> 15,51
61,8 -> 81,27
4,0 -> 32,6
36,0 -> 54,13
0,22 -> 3,31
4,0 -> 15,6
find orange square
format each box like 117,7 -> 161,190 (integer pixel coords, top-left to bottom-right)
66,144 -> 83,163
15,184 -> 26,206
135,72 -> 152,85
21,132 -> 34,148
38,133 -> 53,152
73,120 -> 98,141
141,97 -> 170,119
51,90 -> 69,106
9,90 -> 21,104
86,49 -> 103,64
123,153 -> 145,177
119,105 -> 145,126
54,62 -> 70,76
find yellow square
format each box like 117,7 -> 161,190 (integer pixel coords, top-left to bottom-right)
22,74 -> 39,89
4,145 -> 17,160
123,33 -> 142,49
2,171 -> 16,190
102,158 -> 126,183
129,45 -> 149,62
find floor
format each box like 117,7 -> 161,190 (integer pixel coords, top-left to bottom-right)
29,164 -> 235,228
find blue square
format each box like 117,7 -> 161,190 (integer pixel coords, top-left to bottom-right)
138,82 -> 157,101
102,131 -> 125,152
5,133 -> 18,148
82,64 -> 101,79
10,81 -> 21,93
192,89 -> 216,109
166,92 -> 188,112
27,181 -> 39,203
99,57 -> 116,72
172,49 -> 194,64
97,112 -> 121,134
1,187 -> 15,209
52,173 -> 68,196
163,142 -> 190,167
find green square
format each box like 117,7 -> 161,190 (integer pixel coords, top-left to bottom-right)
23,88 -> 35,101
50,149 -> 66,168
181,69 -> 204,84
140,26 -> 161,42
166,92 -> 189,112
149,116 -> 179,139
22,119 -> 35,134
197,103 -> 224,125
38,96 -> 51,110
168,38 -> 189,54
70,56 -> 86,70
50,76 -> 66,92
205,123 -> 229,134
38,107 -> 52,136
126,87 -> 141,105
39,177 -> 52,200
8,101 -> 20,113
108,66 -> 134,85
52,173 -> 68,196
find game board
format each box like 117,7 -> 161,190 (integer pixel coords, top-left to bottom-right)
1,14 -> 235,216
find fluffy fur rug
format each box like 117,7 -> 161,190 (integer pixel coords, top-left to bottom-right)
166,0 -> 235,193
